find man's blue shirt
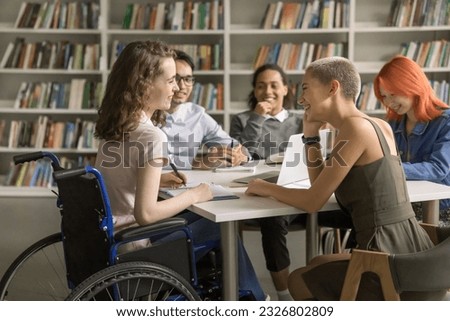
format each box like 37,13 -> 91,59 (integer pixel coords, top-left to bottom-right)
162,102 -> 232,169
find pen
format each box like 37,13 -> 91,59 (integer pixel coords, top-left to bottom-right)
228,140 -> 235,167
169,162 -> 186,186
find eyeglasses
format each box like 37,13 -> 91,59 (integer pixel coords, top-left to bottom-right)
175,75 -> 195,86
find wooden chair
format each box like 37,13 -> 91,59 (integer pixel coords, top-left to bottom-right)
340,223 -> 450,300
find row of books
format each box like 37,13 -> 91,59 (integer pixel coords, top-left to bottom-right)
400,40 -> 450,68
14,79 -> 103,110
253,42 -> 345,70
14,1 -> 100,29
109,40 -> 223,70
3,154 -> 95,188
191,82 -> 223,111
4,158 -> 55,188
357,83 -> 382,112
289,82 -> 305,110
0,38 -> 100,70
1,117 -> 98,150
122,0 -> 223,31
430,79 -> 450,106
386,0 -> 450,27
356,80 -> 450,112
261,0 -> 350,30
12,77 -> 219,110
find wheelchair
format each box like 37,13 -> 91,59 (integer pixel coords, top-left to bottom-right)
0,152 -> 251,301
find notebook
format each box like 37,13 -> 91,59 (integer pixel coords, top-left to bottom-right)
160,183 -> 239,201
232,170 -> 281,184
232,129 -> 334,186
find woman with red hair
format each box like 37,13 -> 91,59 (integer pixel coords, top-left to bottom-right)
374,55 -> 450,225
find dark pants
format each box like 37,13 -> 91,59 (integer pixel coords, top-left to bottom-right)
156,211 -> 266,300
258,210 -> 354,272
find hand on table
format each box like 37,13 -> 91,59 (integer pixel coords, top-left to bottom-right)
160,171 -> 187,189
200,144 -> 249,169
245,178 -> 274,198
190,183 -> 213,203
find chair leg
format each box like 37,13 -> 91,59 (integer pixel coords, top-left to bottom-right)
238,221 -> 244,240
333,229 -> 342,253
321,228 -> 345,254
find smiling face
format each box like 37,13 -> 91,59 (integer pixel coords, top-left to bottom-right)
253,69 -> 288,115
147,57 -> 178,112
299,70 -> 331,121
379,85 -> 413,116
171,59 -> 194,107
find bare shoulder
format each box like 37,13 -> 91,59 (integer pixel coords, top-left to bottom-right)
363,117 -> 395,143
338,116 -> 372,137
341,116 -> 391,135
340,116 -> 396,155
366,117 -> 392,132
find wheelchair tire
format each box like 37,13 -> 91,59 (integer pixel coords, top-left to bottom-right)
0,233 -> 69,300
66,261 -> 201,301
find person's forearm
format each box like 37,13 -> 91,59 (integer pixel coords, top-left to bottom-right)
403,161 -> 449,182
192,155 -> 218,170
305,142 -> 324,183
135,190 -> 200,225
239,113 -> 265,143
236,116 -> 265,158
266,184 -> 327,214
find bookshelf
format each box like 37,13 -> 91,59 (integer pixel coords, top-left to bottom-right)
0,0 -> 449,192
0,0 -> 103,191
229,0 -> 449,115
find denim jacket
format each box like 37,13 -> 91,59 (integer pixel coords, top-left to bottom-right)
390,109 -> 450,211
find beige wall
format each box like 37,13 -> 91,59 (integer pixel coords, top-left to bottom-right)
0,196 -> 60,278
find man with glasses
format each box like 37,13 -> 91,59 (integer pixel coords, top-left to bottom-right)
162,49 -> 249,169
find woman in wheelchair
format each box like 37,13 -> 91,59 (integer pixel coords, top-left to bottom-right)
94,40 -> 266,300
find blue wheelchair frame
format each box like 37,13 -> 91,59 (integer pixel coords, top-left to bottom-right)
9,151 -> 225,299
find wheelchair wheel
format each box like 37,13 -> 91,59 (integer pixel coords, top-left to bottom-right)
66,261 -> 201,301
0,233 -> 69,300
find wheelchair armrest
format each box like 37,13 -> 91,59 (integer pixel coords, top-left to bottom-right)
114,217 -> 188,243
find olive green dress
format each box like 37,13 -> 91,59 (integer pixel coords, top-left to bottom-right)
303,118 -> 445,300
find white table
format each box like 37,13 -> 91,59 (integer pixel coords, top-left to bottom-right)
169,161 -> 450,300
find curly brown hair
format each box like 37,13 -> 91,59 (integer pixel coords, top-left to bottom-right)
95,41 -> 175,141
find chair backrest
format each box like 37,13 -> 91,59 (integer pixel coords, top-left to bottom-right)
55,171 -> 113,288
341,225 -> 450,300
54,166 -> 195,289
389,231 -> 450,292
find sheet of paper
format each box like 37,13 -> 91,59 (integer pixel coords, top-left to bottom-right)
160,183 -> 239,201
283,179 -> 311,189
213,166 -> 256,173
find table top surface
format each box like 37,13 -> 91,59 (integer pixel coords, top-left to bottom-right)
166,161 -> 450,223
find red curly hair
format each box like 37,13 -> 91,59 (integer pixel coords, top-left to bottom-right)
373,55 -> 448,122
